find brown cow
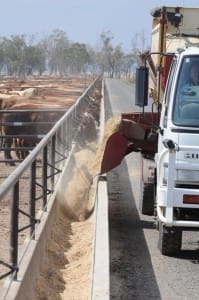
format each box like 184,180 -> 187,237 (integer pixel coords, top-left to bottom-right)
1,110 -> 32,164
1,102 -> 64,165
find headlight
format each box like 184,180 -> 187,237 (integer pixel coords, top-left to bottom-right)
163,166 -> 199,185
176,169 -> 199,184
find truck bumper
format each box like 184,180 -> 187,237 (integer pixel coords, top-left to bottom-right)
157,185 -> 199,228
156,144 -> 199,228
157,205 -> 199,228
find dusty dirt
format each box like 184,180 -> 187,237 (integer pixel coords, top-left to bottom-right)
56,144 -> 97,222
56,116 -> 121,221
0,76 -> 92,109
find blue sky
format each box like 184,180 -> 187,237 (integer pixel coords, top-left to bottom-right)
1,0 -> 199,52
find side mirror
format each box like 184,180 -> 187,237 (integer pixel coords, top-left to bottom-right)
135,66 -> 148,107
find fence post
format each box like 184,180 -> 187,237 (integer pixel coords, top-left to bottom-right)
50,136 -> 56,190
10,181 -> 19,280
30,160 -> 36,238
42,146 -> 48,210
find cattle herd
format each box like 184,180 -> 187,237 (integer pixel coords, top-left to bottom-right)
0,76 -> 92,165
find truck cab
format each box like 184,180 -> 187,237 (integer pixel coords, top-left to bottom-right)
155,47 -> 199,255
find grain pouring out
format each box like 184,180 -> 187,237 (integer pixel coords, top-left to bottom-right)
55,116 -> 121,221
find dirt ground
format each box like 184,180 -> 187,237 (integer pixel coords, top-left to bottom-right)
0,75 -> 92,109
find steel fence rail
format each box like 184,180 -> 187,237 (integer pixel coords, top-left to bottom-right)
0,75 -> 102,284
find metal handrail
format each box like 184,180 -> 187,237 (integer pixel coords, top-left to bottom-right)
0,75 -> 102,283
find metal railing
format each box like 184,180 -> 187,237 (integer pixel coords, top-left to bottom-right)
0,75 -> 102,283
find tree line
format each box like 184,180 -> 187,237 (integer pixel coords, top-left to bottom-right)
0,29 -> 148,78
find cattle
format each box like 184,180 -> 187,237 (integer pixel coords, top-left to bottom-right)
0,82 -> 100,165
81,111 -> 98,142
0,110 -> 35,164
0,102 -> 64,165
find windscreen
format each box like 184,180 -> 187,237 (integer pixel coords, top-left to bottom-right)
173,56 -> 199,127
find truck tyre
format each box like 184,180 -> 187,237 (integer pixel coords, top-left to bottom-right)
158,223 -> 182,256
139,183 -> 155,215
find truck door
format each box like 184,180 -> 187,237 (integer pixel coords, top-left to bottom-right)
158,58 -> 177,151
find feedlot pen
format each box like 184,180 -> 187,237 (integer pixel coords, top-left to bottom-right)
0,75 -> 102,299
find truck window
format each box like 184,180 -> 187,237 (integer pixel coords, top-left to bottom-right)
163,59 -> 176,128
173,56 -> 199,127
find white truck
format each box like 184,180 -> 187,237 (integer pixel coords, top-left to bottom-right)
144,6 -> 199,255
100,6 -> 199,255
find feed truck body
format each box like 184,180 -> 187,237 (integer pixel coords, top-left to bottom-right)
100,6 -> 199,255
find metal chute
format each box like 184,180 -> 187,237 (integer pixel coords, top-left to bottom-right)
100,112 -> 160,174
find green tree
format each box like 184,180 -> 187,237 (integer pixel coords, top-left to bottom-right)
46,29 -> 70,75
67,42 -> 91,74
2,35 -> 26,76
24,45 -> 46,75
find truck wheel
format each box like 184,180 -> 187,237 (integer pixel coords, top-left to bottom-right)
158,223 -> 182,256
139,183 -> 155,215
